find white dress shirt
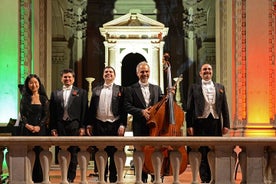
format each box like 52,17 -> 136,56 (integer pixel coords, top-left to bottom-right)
139,81 -> 150,107
96,83 -> 118,122
199,80 -> 219,119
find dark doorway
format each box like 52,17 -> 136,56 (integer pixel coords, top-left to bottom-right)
121,53 -> 146,87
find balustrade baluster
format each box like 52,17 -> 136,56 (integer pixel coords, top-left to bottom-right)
40,145 -> 52,184
188,146 -> 201,184
95,147 -> 108,184
133,147 -> 145,184
58,146 -> 71,184
77,146 -> 90,184
169,148 -> 182,184
27,148 -> 35,184
114,146 -> 127,184
151,148 -> 163,184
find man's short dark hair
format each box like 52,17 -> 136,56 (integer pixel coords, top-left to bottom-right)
61,68 -> 75,77
104,66 -> 116,76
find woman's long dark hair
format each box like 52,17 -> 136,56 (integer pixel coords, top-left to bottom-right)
22,74 -> 48,99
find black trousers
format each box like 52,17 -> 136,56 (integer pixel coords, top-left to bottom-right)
57,120 -> 80,181
93,119 -> 119,182
193,114 -> 221,183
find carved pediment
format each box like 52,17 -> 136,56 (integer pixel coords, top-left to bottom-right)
100,10 -> 168,42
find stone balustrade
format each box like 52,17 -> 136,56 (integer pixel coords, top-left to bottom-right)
2,136 -> 276,184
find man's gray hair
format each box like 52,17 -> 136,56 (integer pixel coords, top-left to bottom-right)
136,61 -> 149,73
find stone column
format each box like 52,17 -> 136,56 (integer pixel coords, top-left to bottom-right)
40,145 -> 52,184
108,43 -> 116,67
214,145 -> 235,184
151,148 -> 163,184
267,146 -> 276,184
188,146 -> 201,184
246,145 -> 265,184
58,146 -> 71,184
77,146 -> 90,184
151,44 -> 160,87
133,146 -> 145,184
8,144 -> 28,184
27,148 -> 35,184
95,147 -> 108,184
169,148 -> 183,184
114,147 -> 126,184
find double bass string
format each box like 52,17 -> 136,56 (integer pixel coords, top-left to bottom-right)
163,53 -> 175,125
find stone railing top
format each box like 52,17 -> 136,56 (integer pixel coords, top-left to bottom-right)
2,136 -> 276,148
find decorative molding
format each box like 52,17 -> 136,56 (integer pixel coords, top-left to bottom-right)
234,0 -> 247,128
183,0 -> 207,36
219,0 -> 228,85
64,0 -> 87,39
19,0 -> 32,84
100,11 -> 168,43
39,0 -> 47,83
269,0 -> 276,125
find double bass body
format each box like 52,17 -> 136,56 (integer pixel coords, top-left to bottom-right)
142,53 -> 188,178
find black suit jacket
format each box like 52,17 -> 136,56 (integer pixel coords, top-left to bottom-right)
49,86 -> 88,131
87,84 -> 127,128
124,82 -> 162,136
185,82 -> 230,129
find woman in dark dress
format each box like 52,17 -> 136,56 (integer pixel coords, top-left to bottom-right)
20,74 -> 49,183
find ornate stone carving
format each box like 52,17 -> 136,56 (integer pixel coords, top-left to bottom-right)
234,0 -> 247,128
19,0 -> 32,83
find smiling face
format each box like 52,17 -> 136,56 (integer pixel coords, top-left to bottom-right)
199,64 -> 213,81
28,77 -> 40,94
137,62 -> 150,83
61,72 -> 75,87
103,67 -> 116,84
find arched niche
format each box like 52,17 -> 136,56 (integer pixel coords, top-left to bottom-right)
99,10 -> 168,90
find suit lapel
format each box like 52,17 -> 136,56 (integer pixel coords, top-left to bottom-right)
57,90 -> 64,107
149,84 -> 155,106
112,84 -> 119,99
67,86 -> 78,108
214,83 -> 220,110
134,83 -> 147,108
197,84 -> 205,107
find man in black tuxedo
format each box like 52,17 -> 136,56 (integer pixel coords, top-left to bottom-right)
186,63 -> 230,183
86,66 -> 127,183
49,68 -> 88,183
124,61 -> 163,183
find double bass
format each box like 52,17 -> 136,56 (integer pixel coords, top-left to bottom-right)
142,53 -> 188,178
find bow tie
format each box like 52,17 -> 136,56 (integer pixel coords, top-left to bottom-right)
63,86 -> 72,90
140,83 -> 149,88
104,84 -> 112,89
202,80 -> 212,85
